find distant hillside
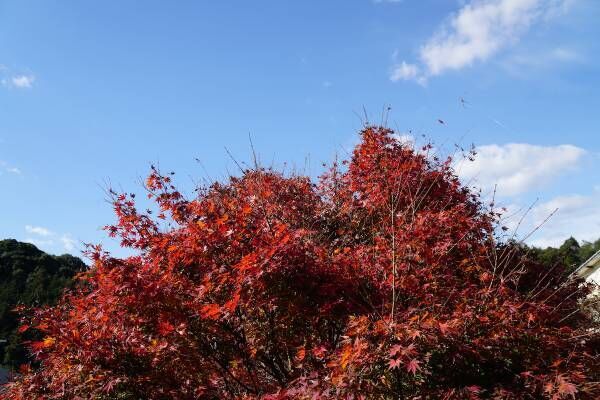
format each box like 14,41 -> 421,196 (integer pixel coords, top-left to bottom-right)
0,239 -> 86,370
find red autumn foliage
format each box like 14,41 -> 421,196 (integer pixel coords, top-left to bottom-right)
2,127 -> 599,399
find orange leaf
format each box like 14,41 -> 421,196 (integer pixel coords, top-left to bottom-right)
43,336 -> 56,348
224,292 -> 241,312
200,303 -> 221,320
295,347 -> 306,362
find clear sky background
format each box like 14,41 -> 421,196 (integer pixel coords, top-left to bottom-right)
1,0 -> 599,259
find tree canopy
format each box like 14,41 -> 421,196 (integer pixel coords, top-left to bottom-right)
0,239 -> 86,370
528,237 -> 600,275
2,127 -> 599,399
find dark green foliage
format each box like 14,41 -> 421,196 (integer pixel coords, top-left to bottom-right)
579,238 -> 600,264
0,239 -> 86,369
529,236 -> 600,274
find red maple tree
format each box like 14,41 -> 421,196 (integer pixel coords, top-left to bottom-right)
3,127 -> 598,399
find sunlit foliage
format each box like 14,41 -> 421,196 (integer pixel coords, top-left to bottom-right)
3,127 -> 598,399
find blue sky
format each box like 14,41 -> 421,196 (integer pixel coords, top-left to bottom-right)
1,0 -> 599,258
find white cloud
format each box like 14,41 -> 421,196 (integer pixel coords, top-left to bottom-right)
390,62 -> 423,83
503,46 -> 582,73
392,132 -> 414,142
454,139 -> 597,248
527,191 -> 600,247
60,235 -> 77,252
24,238 -> 55,247
551,47 -> 580,62
0,160 -> 22,175
11,74 -> 35,88
23,225 -> 78,253
494,193 -> 600,248
6,167 -> 21,174
391,0 -> 575,83
2,74 -> 35,89
25,225 -> 53,237
458,142 -> 585,196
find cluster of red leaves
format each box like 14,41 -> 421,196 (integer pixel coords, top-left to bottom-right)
3,127 -> 598,399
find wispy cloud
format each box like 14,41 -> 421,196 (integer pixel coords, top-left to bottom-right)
550,47 -> 581,62
502,189 -> 600,248
60,235 -> 77,252
11,74 -> 35,88
502,46 -> 582,75
458,142 -> 585,197
1,65 -> 35,89
528,190 -> 600,247
23,225 -> 78,253
391,0 -> 575,84
0,160 -> 22,175
24,238 -> 55,247
2,74 -> 35,89
6,166 -> 21,174
25,225 -> 53,237
390,62 -> 424,84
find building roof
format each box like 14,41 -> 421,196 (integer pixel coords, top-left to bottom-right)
574,249 -> 600,283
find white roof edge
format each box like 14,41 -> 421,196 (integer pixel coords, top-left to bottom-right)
573,249 -> 600,277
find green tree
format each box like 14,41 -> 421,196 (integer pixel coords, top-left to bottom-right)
0,239 -> 86,369
529,236 -> 600,275
558,236 -> 583,272
580,238 -> 600,264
